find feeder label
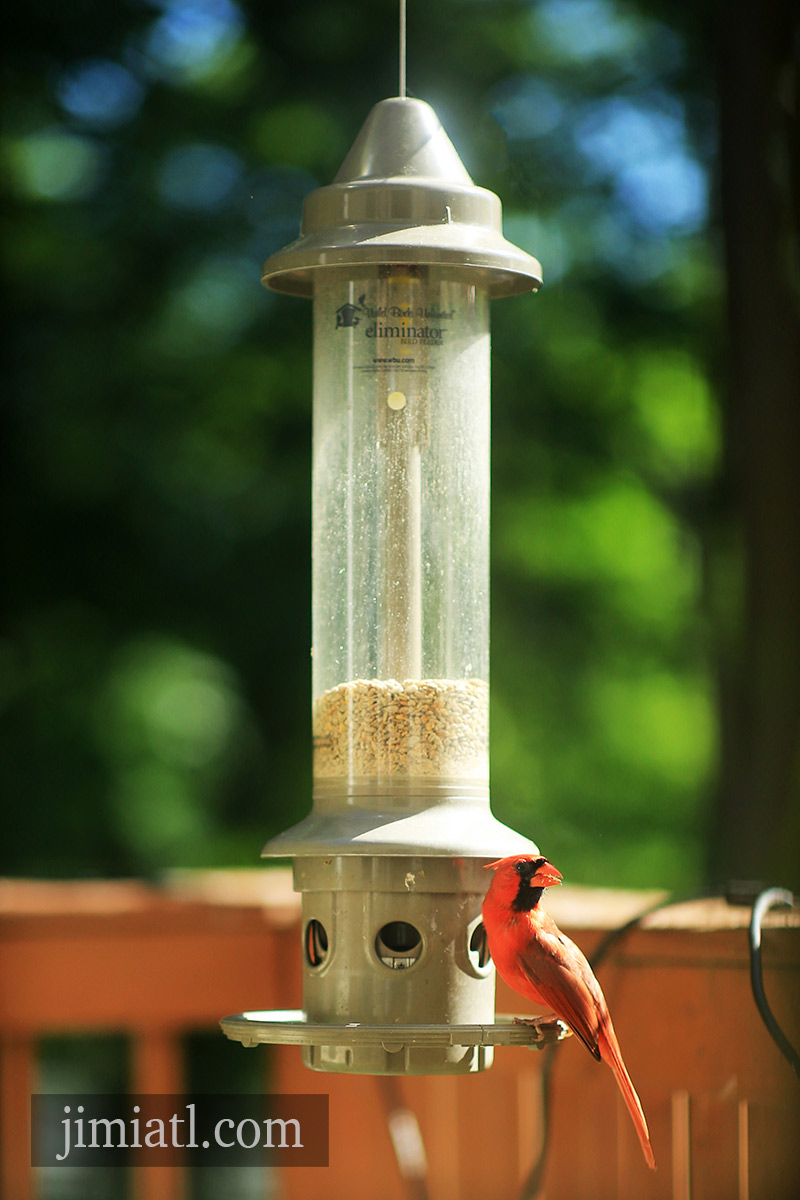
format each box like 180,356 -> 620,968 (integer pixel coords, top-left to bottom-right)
332,290 -> 459,371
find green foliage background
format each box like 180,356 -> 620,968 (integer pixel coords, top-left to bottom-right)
3,0 -> 729,889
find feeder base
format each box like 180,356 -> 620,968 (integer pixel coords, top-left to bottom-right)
220,1010 -> 570,1075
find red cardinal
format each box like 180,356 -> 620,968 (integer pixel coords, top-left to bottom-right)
482,854 -> 656,1170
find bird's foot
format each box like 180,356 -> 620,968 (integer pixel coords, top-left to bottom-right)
510,1015 -> 572,1049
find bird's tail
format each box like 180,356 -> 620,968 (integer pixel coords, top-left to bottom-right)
598,1025 -> 656,1170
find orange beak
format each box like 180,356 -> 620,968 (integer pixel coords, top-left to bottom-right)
532,861 -> 563,887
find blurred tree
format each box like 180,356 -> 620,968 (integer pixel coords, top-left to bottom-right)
711,0 -> 800,889
1,0 -> 796,889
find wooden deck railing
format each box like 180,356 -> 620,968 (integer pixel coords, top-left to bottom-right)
1,871 -> 798,1200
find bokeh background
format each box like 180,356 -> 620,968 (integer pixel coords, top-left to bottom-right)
3,0 -> 798,893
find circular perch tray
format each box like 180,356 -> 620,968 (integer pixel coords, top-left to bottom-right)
220,1010 -> 570,1051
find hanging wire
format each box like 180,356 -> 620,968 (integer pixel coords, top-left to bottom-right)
399,0 -> 407,98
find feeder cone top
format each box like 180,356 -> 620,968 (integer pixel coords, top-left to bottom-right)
261,96 -> 542,299
333,97 -> 474,187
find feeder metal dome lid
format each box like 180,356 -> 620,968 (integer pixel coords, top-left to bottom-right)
261,97 -> 543,298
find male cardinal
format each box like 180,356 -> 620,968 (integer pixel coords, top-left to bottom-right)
482,854 -> 656,1170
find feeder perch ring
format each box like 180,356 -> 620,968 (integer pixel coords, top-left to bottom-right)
220,1010 -> 570,1051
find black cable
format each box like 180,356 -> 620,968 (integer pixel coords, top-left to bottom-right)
748,886 -> 800,1080
589,894 -> 688,971
516,1039 -> 559,1200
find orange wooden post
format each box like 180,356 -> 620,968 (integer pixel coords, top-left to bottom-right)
130,1029 -> 185,1200
131,1029 -> 183,1096
0,1033 -> 36,1200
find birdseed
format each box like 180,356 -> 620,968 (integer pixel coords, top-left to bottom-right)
312,677 -> 489,779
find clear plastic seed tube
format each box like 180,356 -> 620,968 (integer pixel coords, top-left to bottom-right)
312,265 -> 490,796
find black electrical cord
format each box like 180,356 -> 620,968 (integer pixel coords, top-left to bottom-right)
516,1038 -> 559,1200
516,881 -> 800,1200
748,886 -> 800,1080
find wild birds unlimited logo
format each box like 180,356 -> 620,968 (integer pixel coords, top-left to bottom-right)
334,294 -> 453,344
335,296 -> 366,328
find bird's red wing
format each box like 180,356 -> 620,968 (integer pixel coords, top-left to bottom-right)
516,931 -> 603,1060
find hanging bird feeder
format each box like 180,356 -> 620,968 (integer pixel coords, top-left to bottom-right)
221,89 -> 569,1073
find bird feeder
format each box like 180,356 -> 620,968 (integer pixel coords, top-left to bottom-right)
222,96 -> 565,1074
